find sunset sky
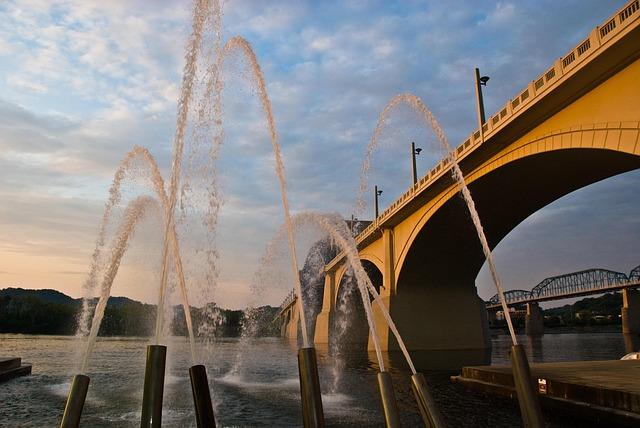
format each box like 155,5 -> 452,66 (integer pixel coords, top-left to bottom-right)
0,0 -> 637,309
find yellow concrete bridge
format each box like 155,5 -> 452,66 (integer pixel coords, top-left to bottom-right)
279,0 -> 640,364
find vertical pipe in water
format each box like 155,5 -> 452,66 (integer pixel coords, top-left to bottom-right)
411,373 -> 446,428
297,347 -> 325,427
189,364 -> 216,427
60,374 -> 90,428
377,371 -> 401,428
141,345 -> 167,428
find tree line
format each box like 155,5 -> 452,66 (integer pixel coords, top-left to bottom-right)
0,288 -> 279,337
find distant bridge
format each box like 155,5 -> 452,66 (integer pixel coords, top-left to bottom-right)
486,265 -> 640,309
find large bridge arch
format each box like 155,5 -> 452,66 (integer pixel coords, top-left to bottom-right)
385,125 -> 640,356
396,124 -> 640,280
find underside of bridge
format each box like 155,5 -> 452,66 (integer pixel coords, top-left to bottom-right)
387,148 -> 640,362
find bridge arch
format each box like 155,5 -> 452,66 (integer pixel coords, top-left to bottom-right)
333,253 -> 383,304
383,124 -> 640,354
331,259 -> 383,350
396,123 -> 640,282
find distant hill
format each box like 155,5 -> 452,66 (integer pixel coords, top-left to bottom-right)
543,292 -> 623,326
0,287 -> 279,337
0,287 -> 77,305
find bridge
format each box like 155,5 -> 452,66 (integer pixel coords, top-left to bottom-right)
280,1 -> 640,365
485,265 -> 640,335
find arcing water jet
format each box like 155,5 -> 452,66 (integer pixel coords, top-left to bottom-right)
285,212 -> 445,426
78,147 -> 197,372
361,93 -> 518,345
362,92 -> 542,426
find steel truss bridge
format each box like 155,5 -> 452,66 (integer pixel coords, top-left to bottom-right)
486,265 -> 640,309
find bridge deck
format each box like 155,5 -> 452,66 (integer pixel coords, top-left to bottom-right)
452,359 -> 640,425
325,0 -> 640,273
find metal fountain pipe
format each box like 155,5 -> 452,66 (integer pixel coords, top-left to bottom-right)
141,344 -> 167,428
377,371 -> 401,428
411,373 -> 446,428
189,364 -> 216,428
60,374 -> 90,428
297,347 -> 325,427
510,345 -> 545,428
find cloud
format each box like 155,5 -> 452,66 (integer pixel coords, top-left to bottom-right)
0,0 -> 635,309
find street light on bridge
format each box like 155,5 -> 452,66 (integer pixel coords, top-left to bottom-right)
474,67 -> 489,130
374,185 -> 382,218
411,141 -> 422,185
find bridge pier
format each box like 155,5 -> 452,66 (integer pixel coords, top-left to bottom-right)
622,289 -> 640,335
371,282 -> 491,369
487,309 -> 498,327
314,272 -> 336,345
282,305 -> 299,341
525,302 -> 544,336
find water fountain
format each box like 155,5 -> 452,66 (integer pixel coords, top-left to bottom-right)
61,0 -> 326,425
57,1 -> 530,426
278,212 -> 445,427
359,93 -> 543,426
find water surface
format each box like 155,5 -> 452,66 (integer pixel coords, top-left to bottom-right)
0,332 -> 630,427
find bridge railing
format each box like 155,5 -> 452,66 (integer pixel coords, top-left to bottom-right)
277,289 -> 297,317
354,0 -> 640,247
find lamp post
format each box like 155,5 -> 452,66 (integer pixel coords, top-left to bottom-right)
411,142 -> 422,185
374,186 -> 382,218
474,68 -> 489,131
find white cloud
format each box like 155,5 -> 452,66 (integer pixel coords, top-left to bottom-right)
0,0 -> 636,309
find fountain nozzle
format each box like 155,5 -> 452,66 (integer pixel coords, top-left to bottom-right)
189,364 -> 216,427
141,344 -> 167,428
60,374 -> 90,428
411,373 -> 446,428
297,347 -> 325,427
377,371 -> 401,427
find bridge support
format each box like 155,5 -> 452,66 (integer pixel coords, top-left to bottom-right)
486,309 -> 498,327
525,303 -> 544,336
314,272 -> 336,345
373,283 -> 491,369
622,289 -> 640,335
282,305 -> 300,341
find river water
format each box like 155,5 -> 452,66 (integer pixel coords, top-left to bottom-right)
0,332 -> 632,427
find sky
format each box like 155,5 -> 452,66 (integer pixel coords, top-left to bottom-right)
0,0 -> 637,309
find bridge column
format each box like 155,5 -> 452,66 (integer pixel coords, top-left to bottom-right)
284,306 -> 299,340
622,289 -> 640,335
525,303 -> 544,336
487,309 -> 498,327
314,270 -> 336,345
369,228 -> 395,352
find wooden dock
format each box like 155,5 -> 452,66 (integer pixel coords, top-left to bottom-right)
452,359 -> 640,426
0,357 -> 32,383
